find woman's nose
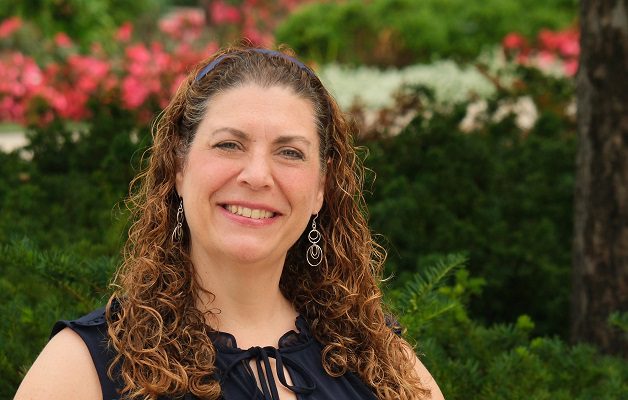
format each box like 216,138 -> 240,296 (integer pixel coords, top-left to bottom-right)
237,153 -> 274,190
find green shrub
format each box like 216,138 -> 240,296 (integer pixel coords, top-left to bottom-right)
0,0 -> 165,49
0,239 -> 116,398
0,103 -> 145,395
362,70 -> 577,337
0,103 -> 147,252
277,0 -> 577,65
392,255 -> 628,400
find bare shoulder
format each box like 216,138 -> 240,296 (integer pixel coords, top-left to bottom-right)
14,327 -> 102,400
400,341 -> 445,399
412,355 -> 445,400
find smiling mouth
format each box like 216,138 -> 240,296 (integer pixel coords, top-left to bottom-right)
223,205 -> 276,219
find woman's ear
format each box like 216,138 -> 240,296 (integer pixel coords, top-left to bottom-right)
175,163 -> 185,197
315,178 -> 325,213
315,160 -> 329,213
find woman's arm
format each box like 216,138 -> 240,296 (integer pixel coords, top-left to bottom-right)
399,338 -> 445,400
14,327 -> 102,400
413,356 -> 445,400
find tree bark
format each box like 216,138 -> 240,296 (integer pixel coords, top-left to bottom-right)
571,0 -> 628,356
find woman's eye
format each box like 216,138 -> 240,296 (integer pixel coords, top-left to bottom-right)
280,148 -> 305,160
214,141 -> 241,151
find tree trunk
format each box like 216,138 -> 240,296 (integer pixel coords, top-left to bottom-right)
571,0 -> 628,356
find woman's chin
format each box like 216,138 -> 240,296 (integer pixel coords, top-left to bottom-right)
227,246 -> 284,266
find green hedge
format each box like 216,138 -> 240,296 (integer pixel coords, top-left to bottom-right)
0,240 -> 116,398
0,103 -> 147,252
276,0 -> 577,65
3,245 -> 627,398
362,71 -> 576,336
0,0 -> 164,49
392,255 -> 628,399
0,104 -> 143,397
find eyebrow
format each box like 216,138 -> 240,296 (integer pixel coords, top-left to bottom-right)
211,127 -> 313,148
212,127 -> 248,140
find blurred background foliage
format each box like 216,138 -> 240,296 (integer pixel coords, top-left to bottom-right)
276,0 -> 578,65
363,76 -> 577,337
1,0 -> 627,399
0,0 -> 166,49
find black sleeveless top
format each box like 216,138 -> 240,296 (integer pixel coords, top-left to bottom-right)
51,306 -> 379,399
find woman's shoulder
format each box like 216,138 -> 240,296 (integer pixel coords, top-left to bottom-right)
15,305 -> 116,400
14,325 -> 103,399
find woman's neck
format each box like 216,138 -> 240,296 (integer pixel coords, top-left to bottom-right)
191,249 -> 298,348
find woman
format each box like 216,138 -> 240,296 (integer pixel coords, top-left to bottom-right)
15,46 -> 444,400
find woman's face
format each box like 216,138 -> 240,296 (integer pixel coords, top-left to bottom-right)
176,84 -> 325,267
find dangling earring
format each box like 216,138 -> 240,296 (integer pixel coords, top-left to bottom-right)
172,197 -> 184,242
306,214 -> 323,266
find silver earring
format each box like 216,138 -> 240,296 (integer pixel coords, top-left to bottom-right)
307,214 -> 322,266
172,198 -> 184,242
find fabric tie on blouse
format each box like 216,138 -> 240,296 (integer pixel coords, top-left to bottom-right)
219,345 -> 316,400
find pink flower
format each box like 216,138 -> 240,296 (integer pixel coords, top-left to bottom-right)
121,76 -> 151,109
538,29 -> 561,52
0,97 -> 15,120
563,59 -> 579,77
159,18 -> 179,38
211,0 -> 242,25
0,52 -> 44,122
504,27 -> 581,78
126,43 -> 151,62
67,55 -> 111,92
159,9 -> 205,41
121,42 -> 177,110
536,50 -> 557,70
61,90 -> 91,119
558,35 -> 580,58
204,41 -> 219,55
502,32 -> 528,51
54,32 -> 73,48
0,17 -> 22,39
182,9 -> 205,27
37,87 -> 71,119
281,0 -> 306,10
116,22 -> 133,42
22,61 -> 43,87
243,25 -> 272,47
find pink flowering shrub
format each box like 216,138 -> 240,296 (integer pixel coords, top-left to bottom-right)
0,18 -> 216,125
0,17 -> 22,39
503,27 -> 580,77
0,52 -> 42,121
159,8 -> 206,43
0,2 -> 311,126
206,0 -> 312,47
0,27 -> 119,125
115,22 -> 134,43
119,40 -> 217,123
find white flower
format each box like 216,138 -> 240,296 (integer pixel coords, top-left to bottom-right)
492,96 -> 538,131
513,96 -> 538,131
459,100 -> 488,133
318,61 -> 495,112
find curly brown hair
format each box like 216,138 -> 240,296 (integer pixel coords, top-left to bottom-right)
107,45 -> 430,399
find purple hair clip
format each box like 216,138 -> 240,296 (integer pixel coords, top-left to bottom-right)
194,48 -> 315,82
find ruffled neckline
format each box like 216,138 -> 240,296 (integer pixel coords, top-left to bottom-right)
208,315 -> 313,353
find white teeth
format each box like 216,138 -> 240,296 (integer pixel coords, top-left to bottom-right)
225,205 -> 274,219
